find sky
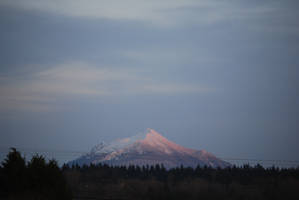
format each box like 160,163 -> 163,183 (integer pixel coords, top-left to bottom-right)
0,0 -> 298,166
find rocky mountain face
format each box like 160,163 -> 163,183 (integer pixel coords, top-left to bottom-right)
68,128 -> 230,169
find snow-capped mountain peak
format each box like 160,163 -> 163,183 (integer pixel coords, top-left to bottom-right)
90,128 -> 168,155
140,128 -> 195,155
69,128 -> 231,169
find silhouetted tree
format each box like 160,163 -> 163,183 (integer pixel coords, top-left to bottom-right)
0,148 -> 71,199
1,148 -> 26,195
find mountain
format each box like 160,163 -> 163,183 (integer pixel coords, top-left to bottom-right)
68,128 -> 230,169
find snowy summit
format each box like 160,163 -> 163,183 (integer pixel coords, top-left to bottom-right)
69,128 -> 230,169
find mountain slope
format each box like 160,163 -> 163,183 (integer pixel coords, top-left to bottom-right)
68,128 -> 230,168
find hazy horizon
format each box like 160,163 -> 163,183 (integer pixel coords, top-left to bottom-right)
0,0 -> 298,167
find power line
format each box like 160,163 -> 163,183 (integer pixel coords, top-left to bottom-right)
0,146 -> 86,155
0,146 -> 298,167
219,157 -> 299,164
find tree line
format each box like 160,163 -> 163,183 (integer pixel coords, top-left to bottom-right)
1,148 -> 299,200
0,148 -> 71,199
64,160 -> 299,199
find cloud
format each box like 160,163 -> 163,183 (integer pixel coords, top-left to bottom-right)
0,62 -> 210,112
0,84 -> 57,113
1,0 -> 297,34
122,48 -> 229,65
0,0 -> 206,23
0,0 -> 277,27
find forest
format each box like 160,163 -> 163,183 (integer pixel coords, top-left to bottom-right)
1,148 -> 299,200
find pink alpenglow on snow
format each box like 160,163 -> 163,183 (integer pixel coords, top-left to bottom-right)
69,128 -> 231,169
140,128 -> 196,155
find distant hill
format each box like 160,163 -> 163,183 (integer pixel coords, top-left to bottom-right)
68,128 -> 230,168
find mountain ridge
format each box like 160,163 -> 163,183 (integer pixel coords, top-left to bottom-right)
68,128 -> 230,168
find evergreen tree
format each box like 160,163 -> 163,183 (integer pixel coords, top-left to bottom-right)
1,148 -> 26,195
0,148 -> 72,199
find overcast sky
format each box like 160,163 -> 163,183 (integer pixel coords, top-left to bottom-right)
0,0 -> 298,165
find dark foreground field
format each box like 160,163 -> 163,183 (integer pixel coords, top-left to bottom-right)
1,149 -> 299,200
